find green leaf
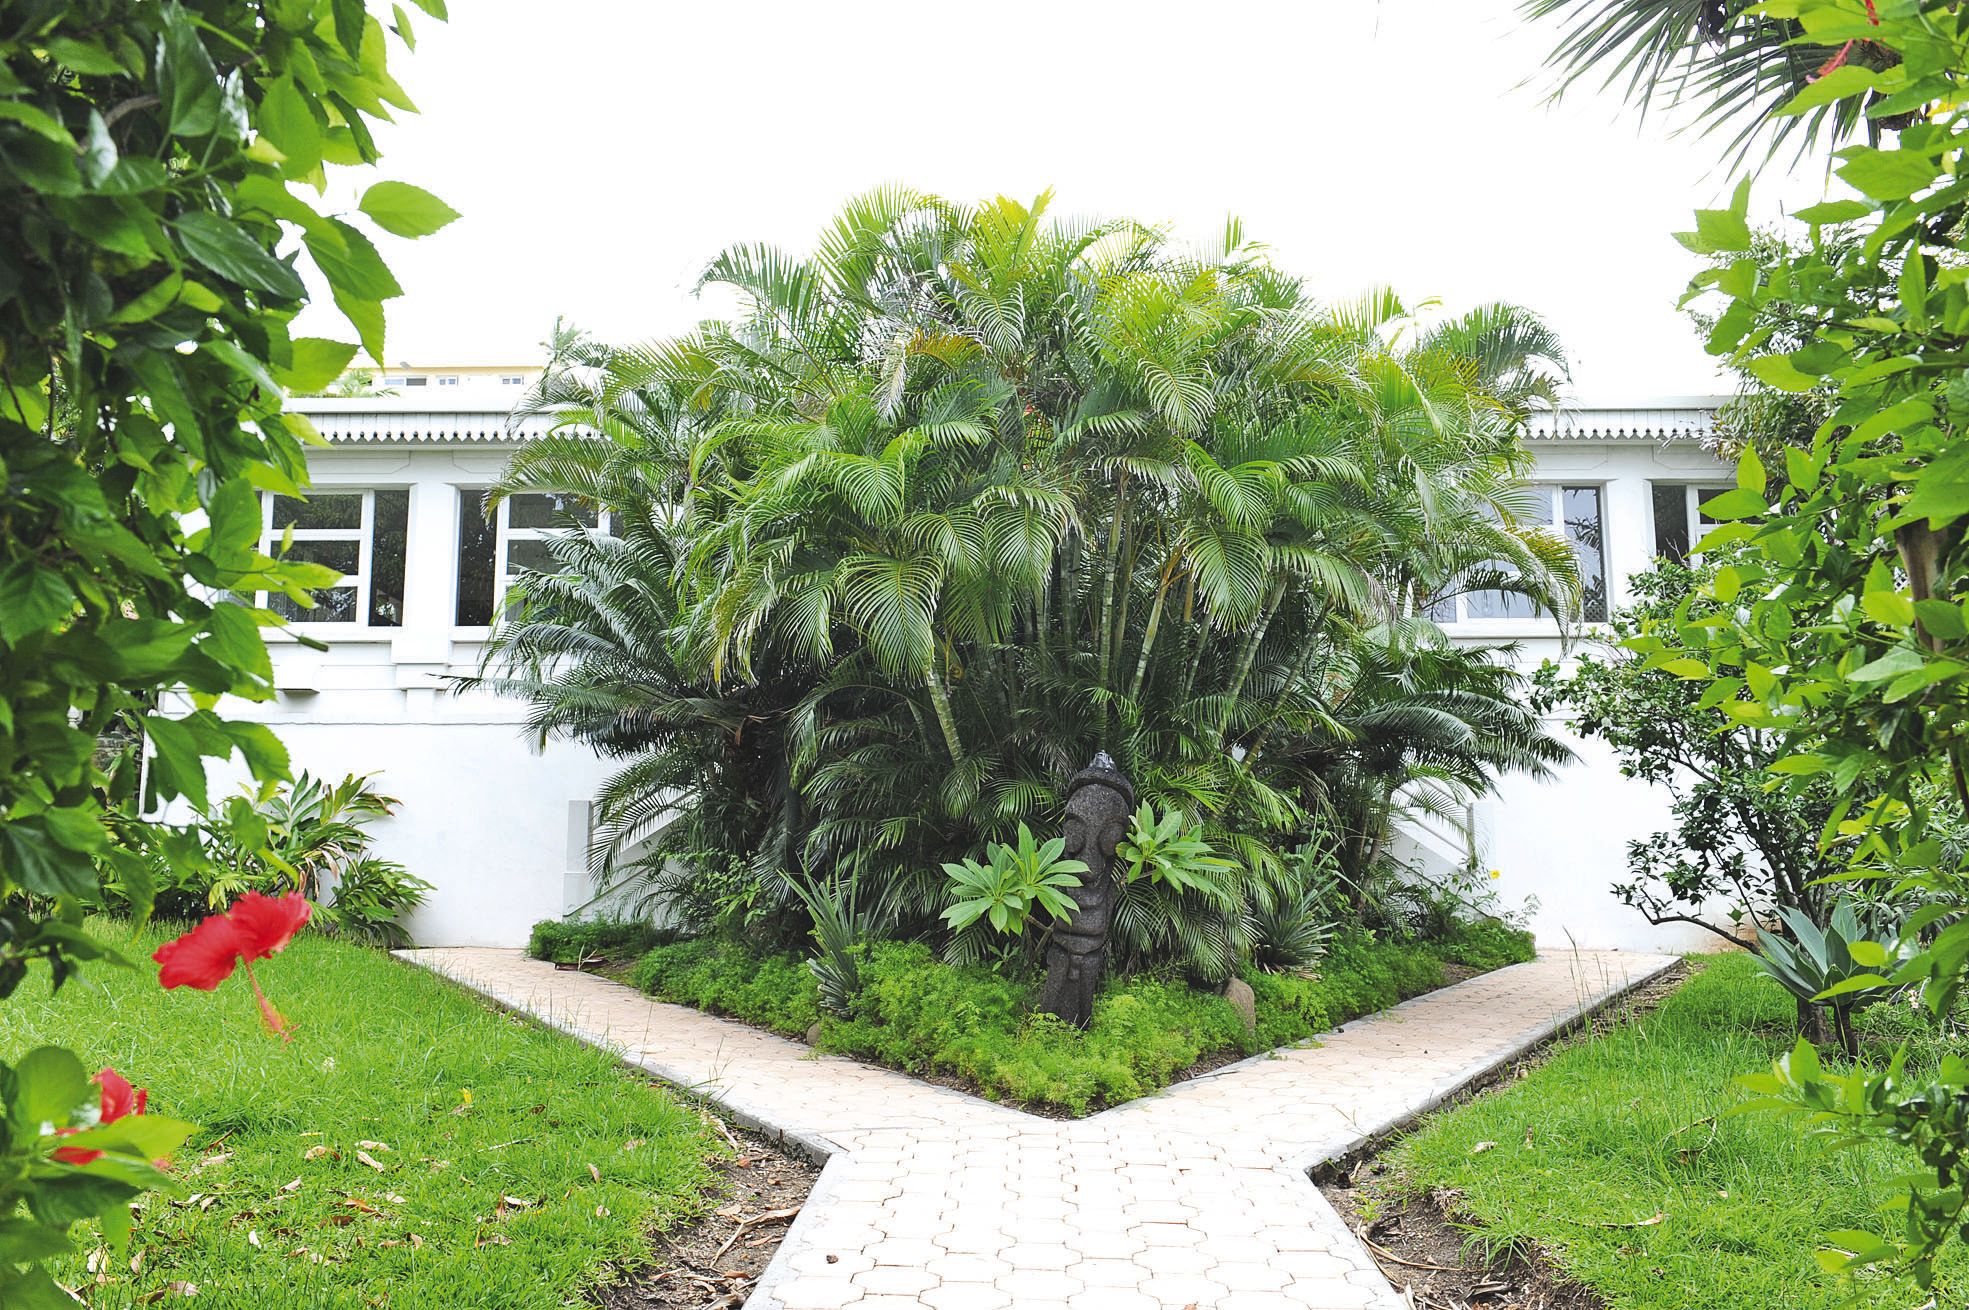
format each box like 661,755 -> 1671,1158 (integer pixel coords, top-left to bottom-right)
8,1047 -> 91,1130
1849,647 -> 1926,683
226,721 -> 290,781
77,110 -> 116,187
45,36 -> 126,75
1836,146 -> 1940,202
0,561 -> 77,643
204,478 -> 262,563
41,805 -> 108,855
142,715 -> 209,810
3,823 -> 97,898
157,7 -> 222,137
1913,599 -> 1967,640
174,211 -> 305,300
1861,591 -> 1914,628
0,102 -> 76,146
357,181 -> 460,238
277,338 -> 358,394
1775,64 -> 1880,115
1847,940 -> 1891,968
306,218 -> 403,301
1693,488 -> 1766,521
1746,355 -> 1820,393
1792,199 -> 1872,225
257,76 -> 322,178
1903,446 -> 1969,527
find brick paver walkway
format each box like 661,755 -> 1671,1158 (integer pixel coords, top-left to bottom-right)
400,947 -> 1677,1309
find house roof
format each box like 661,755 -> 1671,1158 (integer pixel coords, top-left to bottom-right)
291,397 -> 1726,447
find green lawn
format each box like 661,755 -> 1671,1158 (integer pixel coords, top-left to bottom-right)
2,924 -> 721,1310
1377,953 -> 1965,1309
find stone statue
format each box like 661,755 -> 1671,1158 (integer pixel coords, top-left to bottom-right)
1037,751 -> 1134,1029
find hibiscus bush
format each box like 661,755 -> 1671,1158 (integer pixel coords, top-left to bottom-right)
0,2 -> 446,1302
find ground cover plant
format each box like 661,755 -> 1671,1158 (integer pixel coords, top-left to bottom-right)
600,925 -> 1529,1115
1368,954 -> 1966,1309
3,922 -> 722,1309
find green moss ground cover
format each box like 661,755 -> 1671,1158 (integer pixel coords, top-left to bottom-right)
2,925 -> 721,1310
612,924 -> 1533,1114
1373,953 -> 1966,1309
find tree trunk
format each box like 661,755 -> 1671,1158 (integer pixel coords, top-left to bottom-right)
925,663 -> 963,764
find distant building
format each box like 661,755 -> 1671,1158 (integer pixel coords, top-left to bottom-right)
192,395 -> 1735,950
357,364 -> 543,395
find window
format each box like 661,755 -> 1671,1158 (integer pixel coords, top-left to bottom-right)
261,490 -> 408,626
1651,483 -> 1733,562
454,490 -> 604,626
382,375 -> 407,387
1429,484 -> 1607,625
403,375 -> 428,387
500,375 -> 525,386
438,375 -> 460,387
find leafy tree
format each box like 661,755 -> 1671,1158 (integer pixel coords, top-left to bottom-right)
1597,0 -> 1969,1288
0,2 -> 446,1300
482,192 -> 1577,982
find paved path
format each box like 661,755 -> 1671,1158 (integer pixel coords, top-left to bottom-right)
400,947 -> 1677,1309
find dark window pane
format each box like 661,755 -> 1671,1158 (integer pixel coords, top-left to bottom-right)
1465,582 -> 1538,620
369,490 -> 408,627
1564,486 -> 1607,623
1694,487 -> 1730,526
1652,483 -> 1690,562
271,586 -> 357,623
283,539 -> 360,576
1423,593 -> 1457,624
508,492 -> 598,529
456,488 -> 497,626
404,376 -> 428,387
272,493 -> 362,530
504,538 -> 561,574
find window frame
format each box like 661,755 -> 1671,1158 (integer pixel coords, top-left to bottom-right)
1428,482 -> 1608,630
1651,481 -> 1734,562
259,488 -> 407,634
453,490 -> 610,633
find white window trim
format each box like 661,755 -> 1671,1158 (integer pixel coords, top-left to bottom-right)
452,492 -> 609,635
259,488 -> 405,634
1431,483 -> 1606,631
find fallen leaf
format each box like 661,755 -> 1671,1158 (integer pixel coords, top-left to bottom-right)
356,1141 -> 391,1153
303,1146 -> 334,1161
355,1150 -> 387,1174
384,1193 -> 407,1205
247,1231 -> 261,1249
587,1163 -> 601,1183
199,1152 -> 233,1168
500,1195 -> 533,1209
595,1205 -> 609,1218
166,1281 -> 199,1297
279,1179 -> 302,1194
1470,1141 -> 1498,1155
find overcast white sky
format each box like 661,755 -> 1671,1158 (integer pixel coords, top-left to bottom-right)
302,0 -> 1838,399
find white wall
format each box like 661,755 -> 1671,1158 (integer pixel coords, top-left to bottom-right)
1429,432 -> 1741,952
207,405 -> 1743,951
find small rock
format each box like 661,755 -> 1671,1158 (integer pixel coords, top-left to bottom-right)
804,1021 -> 823,1046
1221,977 -> 1256,1033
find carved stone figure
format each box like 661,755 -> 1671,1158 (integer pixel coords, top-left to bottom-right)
1037,751 -> 1134,1029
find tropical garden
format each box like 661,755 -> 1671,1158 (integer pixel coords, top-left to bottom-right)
6,0 -> 1969,1307
487,191 -> 1567,1108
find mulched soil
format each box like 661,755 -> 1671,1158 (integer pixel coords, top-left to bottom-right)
1316,963 -> 1692,1310
593,1111 -> 818,1310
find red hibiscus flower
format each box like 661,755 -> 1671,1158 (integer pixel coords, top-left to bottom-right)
51,1068 -> 149,1166
155,891 -> 311,1041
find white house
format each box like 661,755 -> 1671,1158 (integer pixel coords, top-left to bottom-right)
209,396 -> 1734,950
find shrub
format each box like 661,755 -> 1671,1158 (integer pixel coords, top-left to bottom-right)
527,918 -> 667,965
1438,918 -> 1538,973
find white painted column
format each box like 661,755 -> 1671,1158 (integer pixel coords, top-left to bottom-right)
1600,463 -> 1656,612
393,465 -> 458,709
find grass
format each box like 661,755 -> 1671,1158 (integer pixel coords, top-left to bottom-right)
1377,952 -> 1966,1309
615,927 -> 1530,1115
2,923 -> 721,1310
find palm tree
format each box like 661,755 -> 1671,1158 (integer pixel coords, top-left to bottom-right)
1524,0 -> 1901,164
478,190 -> 1581,975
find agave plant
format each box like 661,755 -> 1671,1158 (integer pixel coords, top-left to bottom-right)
1756,899 -> 1913,1056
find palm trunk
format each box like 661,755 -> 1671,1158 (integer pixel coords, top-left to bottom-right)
925,662 -> 963,764
1128,555 -> 1182,701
